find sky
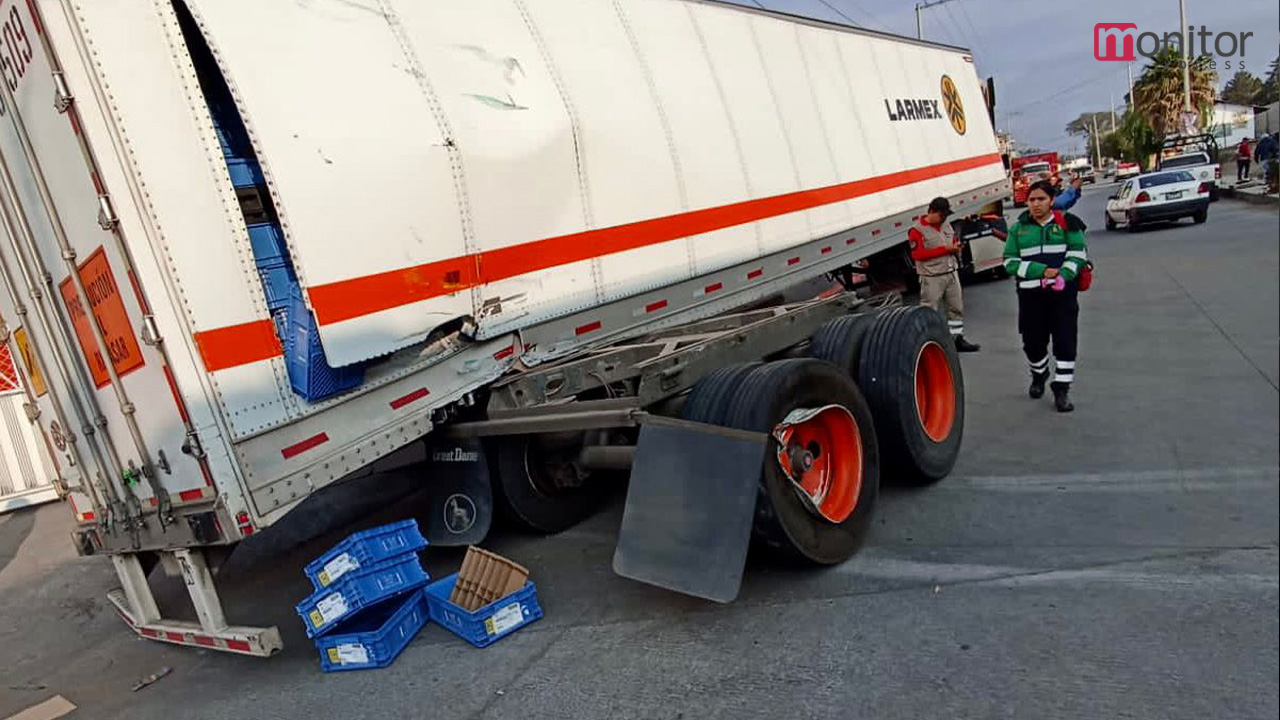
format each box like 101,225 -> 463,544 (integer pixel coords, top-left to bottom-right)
724,0 -> 1279,154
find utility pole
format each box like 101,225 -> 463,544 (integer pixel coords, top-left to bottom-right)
1178,0 -> 1192,112
1110,94 -> 1117,131
915,0 -> 959,40
1127,63 -> 1134,108
1092,116 -> 1103,167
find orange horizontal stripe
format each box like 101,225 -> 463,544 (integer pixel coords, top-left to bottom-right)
194,319 -> 283,372
308,153 -> 1001,325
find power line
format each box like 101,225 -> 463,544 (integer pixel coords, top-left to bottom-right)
941,3 -> 976,51
814,0 -> 861,26
956,0 -> 983,48
1003,65 -> 1127,116
831,0 -> 891,31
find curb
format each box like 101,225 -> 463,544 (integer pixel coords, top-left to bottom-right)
1219,187 -> 1279,208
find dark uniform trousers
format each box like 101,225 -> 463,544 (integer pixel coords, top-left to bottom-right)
1017,286 -> 1078,386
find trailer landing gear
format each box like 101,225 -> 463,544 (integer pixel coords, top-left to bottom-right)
107,549 -> 281,657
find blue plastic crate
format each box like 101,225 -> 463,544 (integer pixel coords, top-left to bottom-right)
257,260 -> 296,311
314,589 -> 428,672
295,553 -> 429,639
284,288 -> 363,402
423,573 -> 542,648
247,223 -> 289,265
304,520 -> 428,592
211,110 -> 251,158
226,157 -> 264,188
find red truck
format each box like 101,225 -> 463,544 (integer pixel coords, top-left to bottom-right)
1011,152 -> 1060,206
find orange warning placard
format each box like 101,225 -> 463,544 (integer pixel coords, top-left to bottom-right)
58,247 -> 144,388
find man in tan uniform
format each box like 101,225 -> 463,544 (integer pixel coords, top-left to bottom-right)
907,197 -> 981,353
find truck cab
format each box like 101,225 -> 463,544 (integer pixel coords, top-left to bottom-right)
1010,153 -> 1060,206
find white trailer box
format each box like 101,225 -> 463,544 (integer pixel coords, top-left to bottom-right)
0,0 -> 1006,654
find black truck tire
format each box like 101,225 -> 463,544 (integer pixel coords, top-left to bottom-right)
810,313 -> 879,380
721,359 -> 880,565
681,363 -> 762,425
858,306 -> 964,484
488,433 -> 611,534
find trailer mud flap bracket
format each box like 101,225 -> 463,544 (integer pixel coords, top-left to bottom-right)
612,416 -> 767,603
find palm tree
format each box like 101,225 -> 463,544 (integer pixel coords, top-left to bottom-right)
1113,110 -> 1162,170
1132,46 -> 1217,136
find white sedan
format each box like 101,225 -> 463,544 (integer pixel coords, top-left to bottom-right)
1104,170 -> 1211,232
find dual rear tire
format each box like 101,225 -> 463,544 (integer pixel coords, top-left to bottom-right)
488,306 -> 966,568
679,306 -> 964,565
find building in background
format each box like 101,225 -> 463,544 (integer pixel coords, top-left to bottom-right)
1207,102 -> 1255,150
1255,102 -> 1279,137
0,340 -> 61,513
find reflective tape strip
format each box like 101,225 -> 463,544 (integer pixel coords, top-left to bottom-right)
1019,246 -> 1040,257
1066,250 -> 1088,259
949,326 -> 963,335
1041,244 -> 1068,253
1016,263 -> 1031,279
1029,356 -> 1050,370
1018,279 -> 1040,288
1056,360 -> 1076,369
1055,372 -> 1074,383
306,153 -> 1005,325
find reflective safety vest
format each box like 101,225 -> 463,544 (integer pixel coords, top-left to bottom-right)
1002,210 -> 1088,290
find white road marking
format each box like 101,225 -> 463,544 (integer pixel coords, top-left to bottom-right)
937,466 -> 1278,493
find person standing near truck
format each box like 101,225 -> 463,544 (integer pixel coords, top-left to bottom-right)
1002,180 -> 1089,413
909,197 -> 981,353
1236,137 -> 1252,181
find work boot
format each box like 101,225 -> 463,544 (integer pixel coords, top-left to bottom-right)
1029,372 -> 1048,399
954,335 -> 981,353
1052,384 -> 1074,413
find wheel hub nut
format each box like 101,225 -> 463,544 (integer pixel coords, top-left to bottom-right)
788,445 -> 814,476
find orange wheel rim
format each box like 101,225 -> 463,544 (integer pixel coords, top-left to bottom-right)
773,405 -> 862,524
914,341 -> 956,442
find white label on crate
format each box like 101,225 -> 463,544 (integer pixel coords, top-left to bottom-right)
313,592 -> 349,628
335,643 -> 369,665
485,602 -> 524,636
319,553 -> 360,587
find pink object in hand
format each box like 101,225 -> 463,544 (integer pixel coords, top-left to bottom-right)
1041,276 -> 1066,291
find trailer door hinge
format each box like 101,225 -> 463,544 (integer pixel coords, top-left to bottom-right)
97,195 -> 118,231
52,71 -> 74,112
181,430 -> 206,460
140,315 -> 162,346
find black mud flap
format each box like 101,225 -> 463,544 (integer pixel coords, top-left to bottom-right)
416,437 -> 493,546
612,417 -> 767,603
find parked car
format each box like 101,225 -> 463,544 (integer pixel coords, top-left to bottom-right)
1077,165 -> 1097,184
1104,170 -> 1211,232
1157,150 -> 1220,200
1114,161 -> 1141,180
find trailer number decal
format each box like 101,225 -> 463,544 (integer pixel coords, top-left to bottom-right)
58,248 -> 145,388
0,3 -> 33,95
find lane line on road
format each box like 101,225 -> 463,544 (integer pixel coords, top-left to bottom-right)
4,696 -> 77,720
935,465 -> 1278,492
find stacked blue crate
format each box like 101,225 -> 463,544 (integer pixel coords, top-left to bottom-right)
285,287 -> 364,401
211,111 -> 363,401
295,521 -> 432,672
